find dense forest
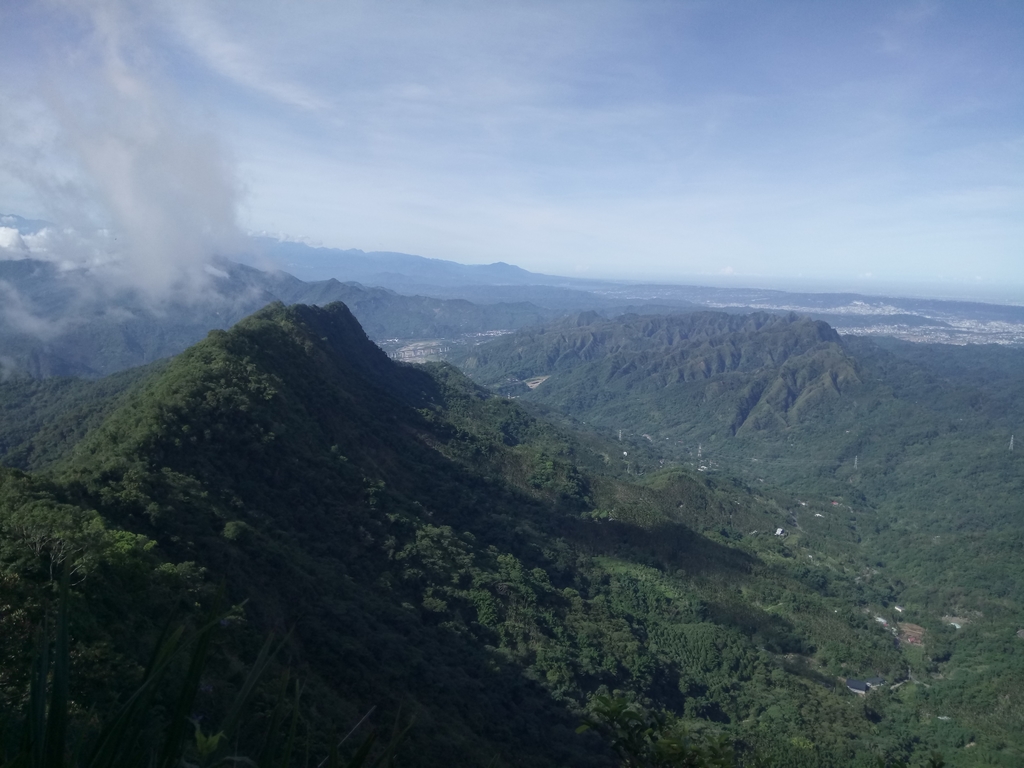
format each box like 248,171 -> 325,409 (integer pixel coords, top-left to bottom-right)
1,302 -> 1020,766
456,310 -> 1024,763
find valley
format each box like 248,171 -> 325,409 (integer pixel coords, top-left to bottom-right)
1,297 -> 1022,766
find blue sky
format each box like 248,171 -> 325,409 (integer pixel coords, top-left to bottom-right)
1,1 -> 1022,299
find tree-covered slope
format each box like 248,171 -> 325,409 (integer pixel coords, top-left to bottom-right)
453,312 -> 1024,560
455,310 -> 1024,763
0,302 -> 1011,766
456,310 -> 859,436
0,363 -> 166,471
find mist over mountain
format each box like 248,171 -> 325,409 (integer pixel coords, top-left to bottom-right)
0,220 -> 557,378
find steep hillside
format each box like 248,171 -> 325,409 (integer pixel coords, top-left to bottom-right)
455,310 -> 1024,602
1,302 -> 983,766
455,312 -> 1024,523
455,310 -> 1024,761
0,362 -> 165,470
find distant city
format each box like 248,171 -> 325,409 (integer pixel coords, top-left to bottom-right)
589,284 -> 1024,346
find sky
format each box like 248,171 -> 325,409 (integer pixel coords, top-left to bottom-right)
1,0 -> 1022,300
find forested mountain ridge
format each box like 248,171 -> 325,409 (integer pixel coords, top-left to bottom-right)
454,310 -> 1024,612
1,301 -> 988,766
456,311 -> 861,435
455,310 -> 1024,764
454,311 -> 1024,499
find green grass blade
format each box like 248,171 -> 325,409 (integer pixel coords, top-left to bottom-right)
155,618 -> 218,768
255,669 -> 291,768
86,610 -> 233,768
276,680 -> 302,768
341,731 -> 376,768
219,632 -> 288,741
41,565 -> 70,768
28,623 -> 49,768
84,626 -> 186,768
367,709 -> 412,768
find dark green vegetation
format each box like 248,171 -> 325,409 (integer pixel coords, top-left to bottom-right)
1,302 -> 989,766
456,310 -> 1024,764
3,563 -> 409,768
0,364 -> 165,471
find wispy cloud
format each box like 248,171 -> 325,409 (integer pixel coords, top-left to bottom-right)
0,279 -> 64,339
166,1 -> 328,112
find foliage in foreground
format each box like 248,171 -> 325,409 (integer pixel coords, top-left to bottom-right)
0,567 -> 407,768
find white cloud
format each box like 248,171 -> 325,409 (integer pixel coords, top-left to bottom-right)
0,227 -> 28,257
0,0 -> 245,301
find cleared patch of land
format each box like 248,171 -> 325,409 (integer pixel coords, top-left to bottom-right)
390,340 -> 450,363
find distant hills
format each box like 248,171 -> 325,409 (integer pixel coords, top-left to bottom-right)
253,237 -> 552,287
0,256 -> 554,378
247,236 -> 1024,345
3,213 -> 1023,383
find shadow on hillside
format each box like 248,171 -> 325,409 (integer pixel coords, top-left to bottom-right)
554,515 -> 803,654
557,514 -> 756,577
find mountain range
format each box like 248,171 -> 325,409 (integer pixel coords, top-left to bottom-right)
2,300 -> 959,767
0,255 -> 556,378
3,212 -> 1024,766
4,212 -> 1022,385
3,299 -> 1023,765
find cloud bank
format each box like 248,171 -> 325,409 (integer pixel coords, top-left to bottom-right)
0,0 -> 243,301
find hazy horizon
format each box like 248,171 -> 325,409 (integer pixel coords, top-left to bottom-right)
239,231 -> 1024,306
1,1 -> 1021,301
